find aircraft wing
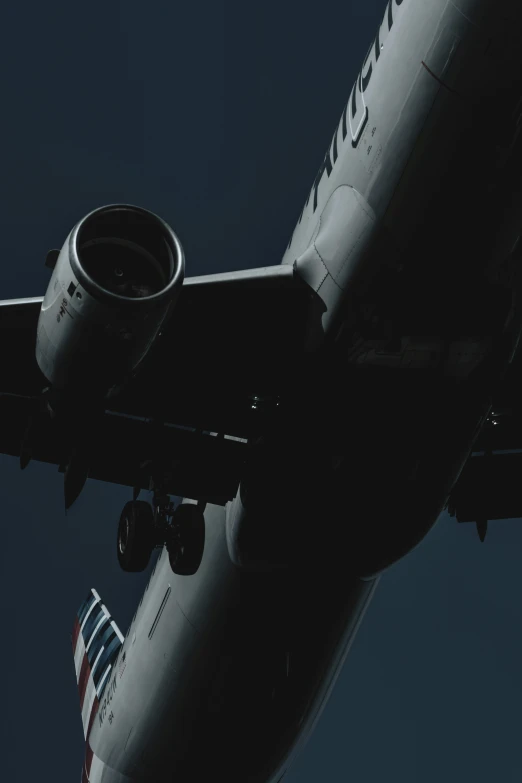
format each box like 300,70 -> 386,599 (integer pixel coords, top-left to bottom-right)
449,346 -> 522,534
0,265 -> 312,503
109,264 -> 314,434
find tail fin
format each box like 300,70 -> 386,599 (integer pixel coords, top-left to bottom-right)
72,589 -> 124,738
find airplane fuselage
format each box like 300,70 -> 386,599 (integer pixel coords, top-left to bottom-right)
81,1 -> 522,780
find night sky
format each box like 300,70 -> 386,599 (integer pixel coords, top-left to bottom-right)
2,1 -> 522,781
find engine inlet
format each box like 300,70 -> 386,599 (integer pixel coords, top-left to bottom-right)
73,205 -> 183,303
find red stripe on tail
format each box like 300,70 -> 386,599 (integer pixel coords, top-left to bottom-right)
72,618 -> 81,653
77,653 -> 90,709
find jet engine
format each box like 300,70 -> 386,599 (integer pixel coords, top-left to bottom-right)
36,204 -> 185,396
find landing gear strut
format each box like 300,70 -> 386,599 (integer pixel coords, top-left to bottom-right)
117,477 -> 205,575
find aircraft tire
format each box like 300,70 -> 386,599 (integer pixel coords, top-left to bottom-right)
117,500 -> 154,572
167,504 -> 205,576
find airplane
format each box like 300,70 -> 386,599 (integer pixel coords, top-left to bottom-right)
2,0 -> 522,779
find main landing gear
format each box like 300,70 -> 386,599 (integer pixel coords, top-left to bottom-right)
117,494 -> 205,576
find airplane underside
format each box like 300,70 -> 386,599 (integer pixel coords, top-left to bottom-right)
24,2 -> 522,780
230,341 -> 513,574
155,565 -> 376,783
230,105 -> 522,575
146,265 -> 521,783
155,353 -> 520,783
114,339 -> 511,782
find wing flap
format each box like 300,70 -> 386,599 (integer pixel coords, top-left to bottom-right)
0,393 -> 246,503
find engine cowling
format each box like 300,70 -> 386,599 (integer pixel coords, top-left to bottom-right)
36,204 -> 184,396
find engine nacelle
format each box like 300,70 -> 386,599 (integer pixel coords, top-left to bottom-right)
36,204 -> 184,395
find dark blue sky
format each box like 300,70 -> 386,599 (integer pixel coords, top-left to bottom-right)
2,1 -> 522,781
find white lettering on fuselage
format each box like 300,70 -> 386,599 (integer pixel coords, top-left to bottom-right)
98,676 -> 117,728
295,0 -> 406,225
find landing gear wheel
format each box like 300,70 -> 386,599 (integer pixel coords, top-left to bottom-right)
117,500 -> 154,572
167,504 -> 205,576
